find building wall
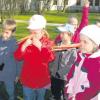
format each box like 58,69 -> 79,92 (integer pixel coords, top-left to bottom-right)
28,0 -> 100,12
50,0 -> 100,12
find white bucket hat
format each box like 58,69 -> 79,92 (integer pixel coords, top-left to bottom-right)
57,24 -> 75,34
27,14 -> 46,30
80,25 -> 100,46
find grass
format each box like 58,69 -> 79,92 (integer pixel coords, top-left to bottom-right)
14,11 -> 100,24
13,11 -> 100,41
16,23 -> 29,40
14,12 -> 81,23
14,15 -> 32,21
16,23 -> 57,41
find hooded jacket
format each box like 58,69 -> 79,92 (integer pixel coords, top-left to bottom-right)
66,50 -> 100,100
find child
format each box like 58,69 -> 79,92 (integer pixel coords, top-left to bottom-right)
65,25 -> 100,100
55,0 -> 90,44
0,19 -> 18,100
50,24 -> 77,100
14,14 -> 54,100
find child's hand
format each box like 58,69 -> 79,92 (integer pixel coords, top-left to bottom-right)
15,77 -> 19,83
55,72 -> 60,78
33,39 -> 42,50
21,39 -> 32,52
84,0 -> 90,7
68,94 -> 76,100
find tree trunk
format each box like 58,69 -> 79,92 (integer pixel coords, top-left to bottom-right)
62,0 -> 68,12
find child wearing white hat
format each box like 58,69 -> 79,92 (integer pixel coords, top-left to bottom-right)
27,14 -> 46,30
65,25 -> 100,100
50,24 -> 77,100
14,14 -> 54,100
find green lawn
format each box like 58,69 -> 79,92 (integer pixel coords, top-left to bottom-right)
16,23 -> 57,41
16,23 -> 28,40
14,11 -> 100,41
14,11 -> 100,23
0,11 -> 100,40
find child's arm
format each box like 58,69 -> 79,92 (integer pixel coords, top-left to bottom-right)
57,49 -> 77,78
14,38 -> 33,61
76,86 -> 99,100
72,0 -> 90,43
54,34 -> 61,44
14,41 -> 26,61
79,0 -> 90,30
15,60 -> 23,82
41,48 -> 55,63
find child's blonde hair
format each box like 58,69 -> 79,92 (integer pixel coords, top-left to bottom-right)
2,19 -> 16,33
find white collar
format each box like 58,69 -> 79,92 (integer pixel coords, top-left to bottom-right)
89,50 -> 100,58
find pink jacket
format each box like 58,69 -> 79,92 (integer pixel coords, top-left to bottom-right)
66,51 -> 100,100
55,6 -> 89,44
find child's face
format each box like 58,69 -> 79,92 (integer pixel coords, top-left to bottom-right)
80,35 -> 96,54
2,29 -> 12,40
61,32 -> 72,44
30,29 -> 43,40
69,18 -> 78,31
96,22 -> 100,28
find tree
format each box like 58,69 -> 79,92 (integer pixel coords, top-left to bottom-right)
62,0 -> 68,12
0,0 -> 24,24
19,0 -> 31,14
33,0 -> 54,14
0,0 -> 4,23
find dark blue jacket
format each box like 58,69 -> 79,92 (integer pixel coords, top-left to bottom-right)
0,37 -> 20,82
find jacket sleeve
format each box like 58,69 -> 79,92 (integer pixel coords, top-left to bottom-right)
72,6 -> 89,43
54,34 -> 62,44
41,48 -> 55,63
14,41 -> 25,61
76,87 -> 99,100
15,61 -> 23,77
57,49 -> 77,78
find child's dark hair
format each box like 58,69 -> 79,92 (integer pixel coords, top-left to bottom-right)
3,19 -> 16,33
96,19 -> 100,24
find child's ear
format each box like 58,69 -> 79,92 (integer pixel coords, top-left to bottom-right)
99,44 -> 100,49
12,27 -> 16,33
93,43 -> 98,53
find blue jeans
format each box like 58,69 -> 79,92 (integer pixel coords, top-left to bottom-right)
0,81 -> 14,100
5,81 -> 15,100
23,86 -> 46,100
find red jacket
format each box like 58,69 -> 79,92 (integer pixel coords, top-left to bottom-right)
14,40 -> 54,88
67,51 -> 100,100
55,6 -> 89,44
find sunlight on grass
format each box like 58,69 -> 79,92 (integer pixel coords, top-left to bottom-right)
16,23 -> 58,41
14,15 -> 31,21
16,23 -> 29,40
14,11 -> 100,41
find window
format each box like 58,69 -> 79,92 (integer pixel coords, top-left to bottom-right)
95,0 -> 99,6
54,0 -> 57,5
90,0 -> 93,6
77,0 -> 81,5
